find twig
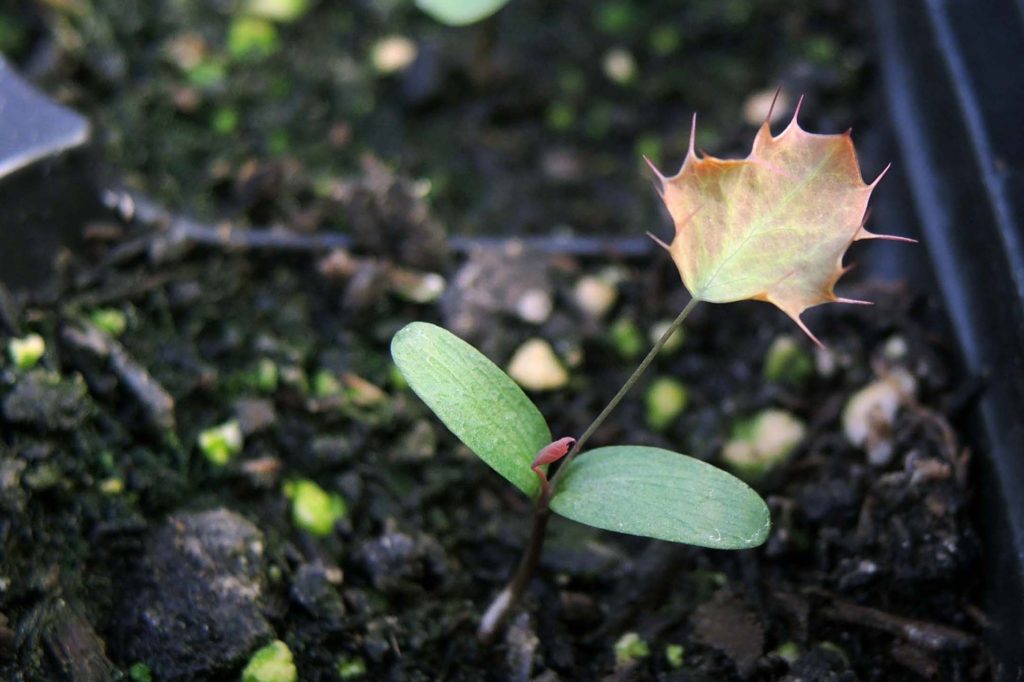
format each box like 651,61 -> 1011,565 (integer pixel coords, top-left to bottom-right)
815,592 -> 975,652
103,188 -> 655,261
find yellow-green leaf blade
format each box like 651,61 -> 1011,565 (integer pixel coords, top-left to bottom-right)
550,446 -> 770,549
391,322 -> 550,496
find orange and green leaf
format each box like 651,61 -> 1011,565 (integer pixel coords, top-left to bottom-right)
648,98 -> 913,345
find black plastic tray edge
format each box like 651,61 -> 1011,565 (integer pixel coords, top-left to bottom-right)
871,0 -> 1024,677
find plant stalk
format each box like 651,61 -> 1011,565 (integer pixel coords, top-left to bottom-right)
477,297 -> 699,641
478,506 -> 551,641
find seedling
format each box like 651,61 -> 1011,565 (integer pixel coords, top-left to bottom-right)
391,97 -> 911,639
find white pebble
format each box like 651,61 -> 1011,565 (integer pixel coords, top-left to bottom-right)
507,339 -> 568,391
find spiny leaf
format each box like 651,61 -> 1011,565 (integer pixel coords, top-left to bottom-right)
391,322 -> 551,497
648,99 -> 913,345
550,446 -> 770,549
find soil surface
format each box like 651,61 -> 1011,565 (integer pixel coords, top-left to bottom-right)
0,1 -> 992,681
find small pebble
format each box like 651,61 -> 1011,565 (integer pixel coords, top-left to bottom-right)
573,276 -> 618,319
516,289 -> 553,324
743,88 -> 791,126
603,48 -> 637,85
341,373 -> 387,407
372,36 -> 418,75
164,32 -> 207,72
235,398 -> 277,435
507,339 -> 568,391
723,409 -> 806,480
649,320 -> 684,354
244,0 -> 311,22
392,271 -> 446,303
842,369 -> 916,465
883,335 -> 909,362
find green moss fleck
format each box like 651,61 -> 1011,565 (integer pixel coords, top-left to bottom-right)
645,377 -> 688,431
198,420 -> 243,466
257,358 -> 279,393
212,107 -> 240,135
763,335 -> 813,385
337,656 -> 367,679
286,479 -> 348,536
774,641 -> 800,663
546,102 -> 576,131
650,26 -> 681,55
664,643 -> 685,669
614,632 -> 650,665
90,308 -> 128,337
313,370 -> 343,398
242,640 -> 297,682
610,317 -> 644,360
228,17 -> 279,60
245,0 -> 311,23
128,662 -> 152,682
8,334 -> 45,370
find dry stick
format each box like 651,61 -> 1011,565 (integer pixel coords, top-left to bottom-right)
478,297 -> 700,641
107,188 -> 656,260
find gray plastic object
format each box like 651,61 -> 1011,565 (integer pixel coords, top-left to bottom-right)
0,56 -> 102,295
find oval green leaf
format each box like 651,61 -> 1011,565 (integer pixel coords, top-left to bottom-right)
551,446 -> 770,549
391,322 -> 550,497
415,0 -> 510,26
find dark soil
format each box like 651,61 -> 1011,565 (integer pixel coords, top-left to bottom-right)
0,1 -> 993,681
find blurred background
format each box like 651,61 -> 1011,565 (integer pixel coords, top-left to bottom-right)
0,0 -> 879,240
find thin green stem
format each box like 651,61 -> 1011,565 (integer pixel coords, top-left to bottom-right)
547,296 -> 699,493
